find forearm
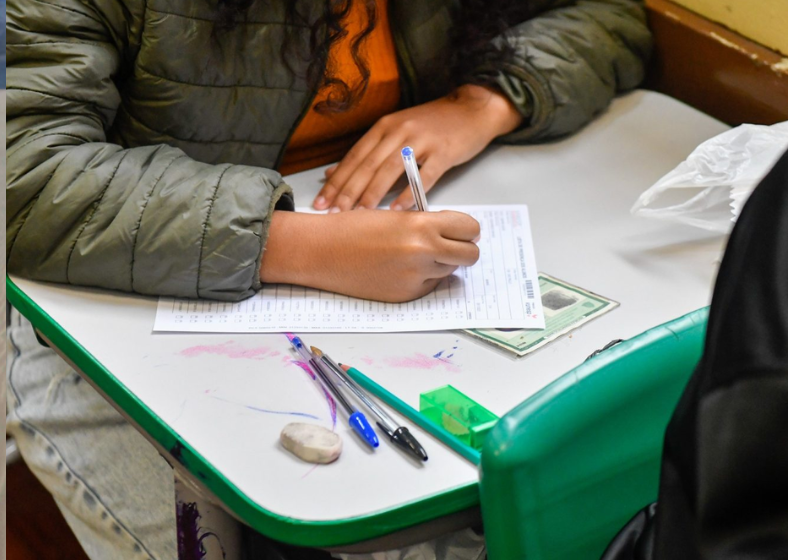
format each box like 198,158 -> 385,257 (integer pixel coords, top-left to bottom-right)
259,211 -> 327,286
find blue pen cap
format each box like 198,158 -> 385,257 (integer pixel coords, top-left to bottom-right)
401,146 -> 414,158
349,412 -> 380,448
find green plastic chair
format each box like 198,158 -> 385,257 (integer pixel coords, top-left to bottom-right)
479,308 -> 708,560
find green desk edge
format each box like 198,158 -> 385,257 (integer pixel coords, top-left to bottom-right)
8,276 -> 707,552
479,307 -> 708,560
6,277 -> 478,548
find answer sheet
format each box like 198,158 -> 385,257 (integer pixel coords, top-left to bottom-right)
153,205 -> 544,333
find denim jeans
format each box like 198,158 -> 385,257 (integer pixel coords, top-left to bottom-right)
6,308 -> 177,560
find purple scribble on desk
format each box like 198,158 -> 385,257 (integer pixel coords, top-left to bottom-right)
384,353 -> 460,373
288,357 -> 338,480
290,360 -> 337,430
207,395 -> 319,420
179,342 -> 275,360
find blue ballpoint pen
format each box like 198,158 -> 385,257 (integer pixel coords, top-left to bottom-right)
401,146 -> 430,212
289,336 -> 379,449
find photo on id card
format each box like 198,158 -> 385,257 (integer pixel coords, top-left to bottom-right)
464,273 -> 619,357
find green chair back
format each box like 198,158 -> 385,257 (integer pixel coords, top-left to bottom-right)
480,308 -> 708,560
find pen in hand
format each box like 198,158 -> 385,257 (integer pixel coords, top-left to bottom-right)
401,146 -> 430,212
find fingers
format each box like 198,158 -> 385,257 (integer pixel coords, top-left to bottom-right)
434,239 -> 480,267
329,128 -> 412,211
313,116 -> 451,212
428,262 -> 460,278
313,129 -> 382,210
434,210 -> 481,241
406,278 -> 442,302
390,157 -> 448,211
356,150 -> 407,210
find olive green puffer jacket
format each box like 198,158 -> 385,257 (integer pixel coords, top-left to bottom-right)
6,0 -> 651,301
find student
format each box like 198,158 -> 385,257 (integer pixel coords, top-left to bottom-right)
601,150 -> 788,559
6,0 -> 651,558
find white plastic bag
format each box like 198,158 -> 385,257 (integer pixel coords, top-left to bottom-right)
632,121 -> 788,232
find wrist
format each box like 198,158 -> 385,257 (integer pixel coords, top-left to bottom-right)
453,84 -> 523,137
259,211 -> 324,286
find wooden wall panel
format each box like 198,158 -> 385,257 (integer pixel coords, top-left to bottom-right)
645,0 -> 788,125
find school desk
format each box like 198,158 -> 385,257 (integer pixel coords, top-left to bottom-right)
7,91 -> 729,557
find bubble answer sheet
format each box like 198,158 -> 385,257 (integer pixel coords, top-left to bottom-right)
153,205 -> 544,333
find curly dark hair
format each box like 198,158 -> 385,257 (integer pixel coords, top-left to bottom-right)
450,0 -> 535,86
215,0 -> 532,112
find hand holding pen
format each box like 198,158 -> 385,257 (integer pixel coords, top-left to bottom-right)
260,145 -> 480,303
267,210 -> 480,303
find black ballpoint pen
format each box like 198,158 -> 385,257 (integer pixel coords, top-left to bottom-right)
311,346 -> 429,462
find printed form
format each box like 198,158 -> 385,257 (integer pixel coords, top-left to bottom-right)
154,206 -> 544,333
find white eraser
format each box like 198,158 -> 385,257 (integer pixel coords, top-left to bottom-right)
280,422 -> 342,464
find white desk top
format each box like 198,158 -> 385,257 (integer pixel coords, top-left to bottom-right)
11,91 -> 729,528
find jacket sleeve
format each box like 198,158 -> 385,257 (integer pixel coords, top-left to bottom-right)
486,0 -> 652,142
5,0 -> 293,302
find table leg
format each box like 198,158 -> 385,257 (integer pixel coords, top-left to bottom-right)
175,471 -> 242,560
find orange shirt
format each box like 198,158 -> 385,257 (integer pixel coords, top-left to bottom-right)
278,0 -> 400,175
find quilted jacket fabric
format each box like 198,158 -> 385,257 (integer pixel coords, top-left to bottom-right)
6,0 -> 651,301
